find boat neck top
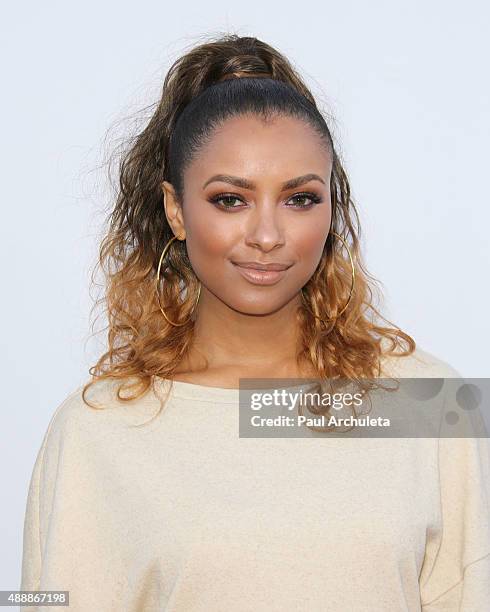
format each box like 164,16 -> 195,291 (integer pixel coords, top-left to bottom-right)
20,345 -> 490,611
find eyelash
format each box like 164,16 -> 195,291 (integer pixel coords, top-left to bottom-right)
209,191 -> 323,212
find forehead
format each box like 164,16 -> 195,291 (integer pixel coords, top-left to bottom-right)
186,114 -> 332,185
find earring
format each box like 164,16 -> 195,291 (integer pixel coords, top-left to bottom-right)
301,231 -> 355,324
155,235 -> 201,327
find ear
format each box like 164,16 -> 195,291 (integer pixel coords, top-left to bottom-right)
161,181 -> 186,239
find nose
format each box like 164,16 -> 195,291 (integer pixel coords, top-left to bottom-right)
244,202 -> 286,252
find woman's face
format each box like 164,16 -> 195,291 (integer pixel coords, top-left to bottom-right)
163,113 -> 332,316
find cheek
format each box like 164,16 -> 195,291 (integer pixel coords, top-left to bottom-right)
295,225 -> 328,262
291,210 -> 331,269
184,210 -> 236,276
183,201 -> 331,292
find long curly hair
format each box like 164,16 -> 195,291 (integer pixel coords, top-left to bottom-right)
82,33 -> 416,420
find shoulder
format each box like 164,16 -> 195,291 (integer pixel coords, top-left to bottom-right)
40,377 -> 161,451
379,338 -> 462,379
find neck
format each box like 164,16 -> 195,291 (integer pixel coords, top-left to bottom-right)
188,287 -> 303,370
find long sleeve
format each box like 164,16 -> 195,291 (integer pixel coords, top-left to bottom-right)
19,381 -> 160,612
20,423 -> 46,594
20,386 -> 88,609
419,381 -> 490,610
20,392 -> 73,594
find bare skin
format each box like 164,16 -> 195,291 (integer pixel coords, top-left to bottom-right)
161,113 -> 332,388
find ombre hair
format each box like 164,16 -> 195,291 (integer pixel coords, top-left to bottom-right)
82,33 -> 415,418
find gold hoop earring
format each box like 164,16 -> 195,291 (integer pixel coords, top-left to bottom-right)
155,235 -> 201,327
301,231 -> 355,324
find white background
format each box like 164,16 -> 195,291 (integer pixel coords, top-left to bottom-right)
1,0 -> 489,598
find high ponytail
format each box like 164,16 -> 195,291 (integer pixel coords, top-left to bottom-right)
82,33 -> 415,419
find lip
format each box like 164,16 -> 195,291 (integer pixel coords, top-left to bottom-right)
231,261 -> 292,271
231,262 -> 291,286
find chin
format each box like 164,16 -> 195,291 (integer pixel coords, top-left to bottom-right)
225,297 -> 294,317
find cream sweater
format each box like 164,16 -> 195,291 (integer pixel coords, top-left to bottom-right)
20,346 -> 490,611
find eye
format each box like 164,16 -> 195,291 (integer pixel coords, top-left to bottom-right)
209,193 -> 245,211
208,191 -> 323,212
286,192 -> 323,209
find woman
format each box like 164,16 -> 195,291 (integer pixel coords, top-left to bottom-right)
21,34 -> 489,611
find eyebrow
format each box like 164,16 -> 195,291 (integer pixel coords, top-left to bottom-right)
202,173 -> 326,191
